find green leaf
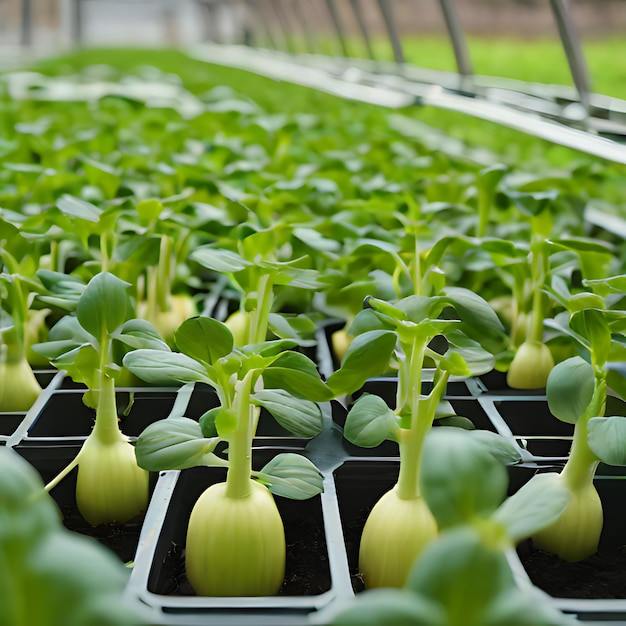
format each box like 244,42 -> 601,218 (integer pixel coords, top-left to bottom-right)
135,198 -> 163,223
256,453 -> 323,500
52,344 -> 100,390
550,236 -> 614,255
77,272 -> 132,339
252,389 -> 323,437
587,417 -> 626,465
331,589 -> 445,626
344,394 -> 398,447
174,316 -> 233,364
444,340 -> 495,377
407,527 -> 514,622
199,406 -> 220,437
215,407 -> 238,437
466,430 -> 522,465
421,429 -> 508,528
190,246 -> 251,273
123,349 -> 213,386
134,417 -> 222,471
493,472 -> 571,542
56,194 -> 102,223
115,319 -> 170,351
485,588 -> 577,625
442,287 -> 507,355
506,188 -> 558,217
349,309 -> 395,335
267,313 -> 316,344
293,227 -> 340,252
327,330 -> 397,395
571,309 -> 612,367
584,274 -> 626,294
262,352 -> 333,401
546,357 -> 595,424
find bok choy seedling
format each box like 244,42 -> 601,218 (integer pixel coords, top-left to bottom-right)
529,275 -> 626,561
326,222 -> 509,588
131,197 -> 197,346
0,222 -> 44,411
124,243 -> 333,596
503,190 -> 557,389
328,428 -> 573,626
338,291 -> 507,588
34,272 -> 169,525
123,316 -> 332,596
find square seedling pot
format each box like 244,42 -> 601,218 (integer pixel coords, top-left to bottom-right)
510,466 -> 626,623
126,445 -> 354,626
9,441 -> 155,565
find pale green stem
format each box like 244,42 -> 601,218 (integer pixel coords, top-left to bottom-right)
157,235 -> 173,312
249,273 -> 273,345
225,370 -> 256,499
561,377 -> 606,492
413,231 -> 422,297
91,367 -> 123,445
1,327 -> 26,364
100,232 -> 109,273
477,183 -> 490,239
44,455 -> 81,492
395,337 -> 425,501
145,266 -> 159,323
527,235 -> 547,343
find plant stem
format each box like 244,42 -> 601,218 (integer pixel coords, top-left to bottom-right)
91,369 -> 123,445
145,266 -> 159,323
44,455 -> 81,492
396,337 -> 426,501
527,235 -> 547,343
225,370 -> 256,500
249,273 -> 273,345
477,184 -> 489,239
561,377 -> 606,492
91,335 -> 123,445
156,234 -> 173,312
100,232 -> 109,273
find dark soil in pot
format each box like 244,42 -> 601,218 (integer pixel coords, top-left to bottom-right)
12,443 -> 153,563
521,546 -> 626,599
148,462 -> 331,597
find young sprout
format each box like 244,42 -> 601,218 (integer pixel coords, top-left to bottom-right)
124,243 -> 334,596
34,272 -> 169,525
504,192 -> 556,389
132,198 -> 198,346
530,274 -> 626,561
334,290 -> 506,588
124,315 -> 331,596
0,237 -> 44,411
328,428 -> 573,626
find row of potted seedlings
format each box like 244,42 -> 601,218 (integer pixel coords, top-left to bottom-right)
2,57 -> 626,625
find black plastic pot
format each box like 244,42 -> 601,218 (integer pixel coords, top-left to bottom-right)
126,438 -> 354,626
10,442 -> 155,564
510,467 -> 626,623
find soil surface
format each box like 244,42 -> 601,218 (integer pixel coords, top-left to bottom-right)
61,504 -> 143,564
522,546 -> 626,599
